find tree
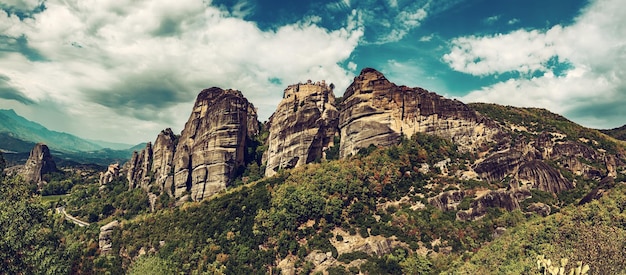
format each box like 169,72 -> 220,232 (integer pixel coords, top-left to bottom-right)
0,176 -> 68,274
128,256 -> 178,275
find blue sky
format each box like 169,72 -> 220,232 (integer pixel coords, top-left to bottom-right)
0,0 -> 624,144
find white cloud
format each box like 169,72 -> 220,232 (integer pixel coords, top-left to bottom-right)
376,6 -> 427,43
508,18 -> 520,25
0,0 -> 364,143
484,15 -> 500,25
448,0 -> 626,128
1,0 -> 42,11
419,34 -> 434,42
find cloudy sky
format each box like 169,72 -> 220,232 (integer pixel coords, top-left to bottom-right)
0,0 -> 624,145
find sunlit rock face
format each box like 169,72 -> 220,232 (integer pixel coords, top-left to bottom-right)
338,68 -> 499,158
151,128 -> 177,196
172,87 -> 258,201
263,80 -> 339,177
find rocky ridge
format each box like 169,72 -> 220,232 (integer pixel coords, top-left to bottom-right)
339,68 -> 499,158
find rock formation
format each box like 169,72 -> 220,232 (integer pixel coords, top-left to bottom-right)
125,142 -> 153,191
338,68 -> 498,157
456,189 -> 531,221
20,143 -> 58,185
263,80 -> 339,177
428,190 -> 466,211
99,163 -> 120,185
151,128 -> 177,196
99,220 -> 119,255
172,87 -> 258,201
124,88 -> 258,202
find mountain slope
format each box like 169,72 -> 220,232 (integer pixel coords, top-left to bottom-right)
601,124 -> 626,141
0,109 -> 103,152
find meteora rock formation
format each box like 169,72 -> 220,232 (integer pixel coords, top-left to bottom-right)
263,80 -> 339,177
338,68 -> 499,158
124,88 -> 258,202
19,143 -> 58,185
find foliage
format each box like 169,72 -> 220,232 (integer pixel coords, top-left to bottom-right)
128,255 -> 178,275
448,184 -> 626,274
0,174 -> 68,274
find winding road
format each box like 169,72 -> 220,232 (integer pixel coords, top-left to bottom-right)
56,207 -> 90,227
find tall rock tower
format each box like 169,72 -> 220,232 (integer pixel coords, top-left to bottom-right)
263,80 -> 339,177
172,87 -> 258,201
20,143 -> 58,185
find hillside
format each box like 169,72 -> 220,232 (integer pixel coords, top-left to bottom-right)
601,124 -> 626,141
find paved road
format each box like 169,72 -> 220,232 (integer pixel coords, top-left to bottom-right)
56,207 -> 90,227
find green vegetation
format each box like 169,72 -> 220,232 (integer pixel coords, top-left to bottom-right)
1,113 -> 625,274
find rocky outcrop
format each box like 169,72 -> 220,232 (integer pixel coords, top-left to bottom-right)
125,142 -> 153,191
428,190 -> 465,211
20,143 -> 58,185
527,202 -> 551,217
172,88 -> 258,201
99,220 -> 120,255
457,189 -> 531,221
99,163 -> 120,185
151,128 -> 177,195
263,80 -> 339,177
338,68 -> 499,157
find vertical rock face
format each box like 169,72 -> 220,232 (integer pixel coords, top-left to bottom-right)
98,220 -> 119,255
339,68 -> 498,157
125,142 -> 153,191
172,87 -> 259,201
151,128 -> 177,196
20,143 -> 58,184
99,163 -> 120,185
263,80 -> 339,177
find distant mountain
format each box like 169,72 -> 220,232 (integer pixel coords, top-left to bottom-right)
601,124 -> 626,141
0,109 -> 145,166
0,109 -> 138,153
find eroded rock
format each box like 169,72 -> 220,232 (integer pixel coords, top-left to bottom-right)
339,68 -> 499,157
263,81 -> 339,177
20,143 -> 58,185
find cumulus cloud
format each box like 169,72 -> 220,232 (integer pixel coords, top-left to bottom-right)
445,0 -> 626,128
0,0 -> 363,143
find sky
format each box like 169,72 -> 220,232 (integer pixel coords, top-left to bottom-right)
0,0 -> 624,145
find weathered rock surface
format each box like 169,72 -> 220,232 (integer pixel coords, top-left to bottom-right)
99,163 -> 120,185
151,128 -> 177,195
172,87 -> 258,201
429,190 -> 465,211
20,143 -> 57,184
338,68 -> 499,157
457,189 -> 531,221
125,142 -> 153,191
263,81 -> 339,177
99,220 -> 119,255
527,202 -> 551,217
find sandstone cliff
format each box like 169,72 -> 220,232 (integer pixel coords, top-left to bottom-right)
172,88 -> 258,201
125,142 -> 152,191
125,88 -> 258,202
99,163 -> 120,186
20,143 -> 58,184
151,128 -> 177,196
263,80 -> 339,177
338,68 -> 498,158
